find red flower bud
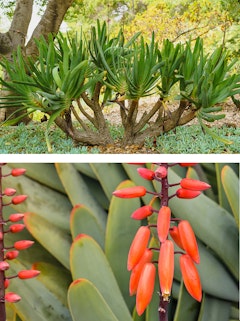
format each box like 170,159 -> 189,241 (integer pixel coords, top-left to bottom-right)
9,224 -> 25,233
155,166 -> 167,179
180,178 -> 211,191
136,263 -> 156,316
14,240 -> 34,250
4,279 -> 10,289
158,240 -> 174,301
11,168 -> 26,177
5,250 -> 19,260
127,226 -> 150,271
0,261 -> 10,271
5,292 -> 21,303
3,188 -> 16,196
131,205 -> 153,220
178,220 -> 200,264
129,249 -> 153,296
176,188 -> 201,199
137,168 -> 155,180
18,270 -> 40,279
169,226 -> 184,249
180,254 -> 202,302
113,186 -> 146,198
9,213 -> 25,222
0,232 -> 3,241
179,163 -> 197,167
12,195 -> 28,205
157,206 -> 171,243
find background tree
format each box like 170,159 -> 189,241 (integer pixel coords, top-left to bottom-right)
0,0 -> 74,122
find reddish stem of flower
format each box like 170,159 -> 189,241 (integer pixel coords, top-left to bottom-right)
0,166 -> 6,320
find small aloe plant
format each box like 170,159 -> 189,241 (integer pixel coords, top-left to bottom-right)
113,163 -> 211,320
0,164 -> 40,321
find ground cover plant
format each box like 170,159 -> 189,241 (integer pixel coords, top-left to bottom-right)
0,163 -> 238,320
0,21 -> 239,152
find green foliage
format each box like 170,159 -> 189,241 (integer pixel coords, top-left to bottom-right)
2,163 -> 239,321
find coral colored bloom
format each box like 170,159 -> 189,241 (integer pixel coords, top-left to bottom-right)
180,178 -> 211,191
178,220 -> 200,264
18,270 -> 40,279
179,163 -> 197,167
12,195 -> 28,205
11,168 -> 26,176
158,240 -> 174,301
5,250 -> 19,260
136,263 -> 156,316
113,186 -> 147,198
129,249 -> 153,296
0,232 -> 3,241
14,240 -> 34,250
176,188 -> 201,199
9,213 -> 25,222
0,261 -> 10,271
3,188 -> 16,196
5,292 -> 21,303
155,166 -> 167,179
127,226 -> 150,271
169,226 -> 184,249
4,279 -> 10,289
131,205 -> 153,220
9,224 -> 25,233
157,206 -> 171,242
180,254 -> 202,302
137,168 -> 155,180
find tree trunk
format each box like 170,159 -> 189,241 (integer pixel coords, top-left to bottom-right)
0,0 -> 74,123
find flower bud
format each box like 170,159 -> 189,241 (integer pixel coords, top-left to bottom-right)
169,226 -> 184,249
131,205 -> 153,220
14,240 -> 34,250
11,168 -> 26,176
157,206 -> 171,243
9,224 -> 25,233
0,232 -> 3,241
12,195 -> 28,205
18,270 -> 40,279
155,166 -> 167,179
178,220 -> 200,264
176,188 -> 201,199
137,168 -> 155,180
136,263 -> 156,316
180,254 -> 202,302
4,279 -> 10,289
127,226 -> 150,271
113,186 -> 146,198
5,292 -> 21,303
158,240 -> 174,301
129,249 -> 153,296
9,213 -> 25,222
3,188 -> 16,196
0,261 -> 10,271
5,250 -> 19,260
180,178 -> 211,191
179,163 -> 197,167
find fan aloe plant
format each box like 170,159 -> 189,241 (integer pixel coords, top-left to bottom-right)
0,21 -> 239,151
0,162 -> 238,321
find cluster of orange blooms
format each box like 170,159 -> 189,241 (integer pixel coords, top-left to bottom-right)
113,163 -> 211,316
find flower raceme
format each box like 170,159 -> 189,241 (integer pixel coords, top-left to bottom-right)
113,163 -> 209,317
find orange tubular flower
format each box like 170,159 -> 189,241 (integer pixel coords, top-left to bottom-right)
5,292 -> 21,303
180,254 -> 202,302
157,206 -> 171,243
136,263 -> 156,316
129,249 -> 153,296
180,178 -> 211,191
131,205 -> 153,220
169,226 -> 184,250
176,188 -> 201,199
11,195 -> 28,205
127,226 -> 151,271
14,240 -> 34,250
158,240 -> 174,301
11,168 -> 26,177
9,224 -> 25,233
137,168 -> 155,180
18,270 -> 40,279
113,186 -> 146,198
178,220 -> 200,264
179,163 -> 197,167
155,166 -> 167,179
